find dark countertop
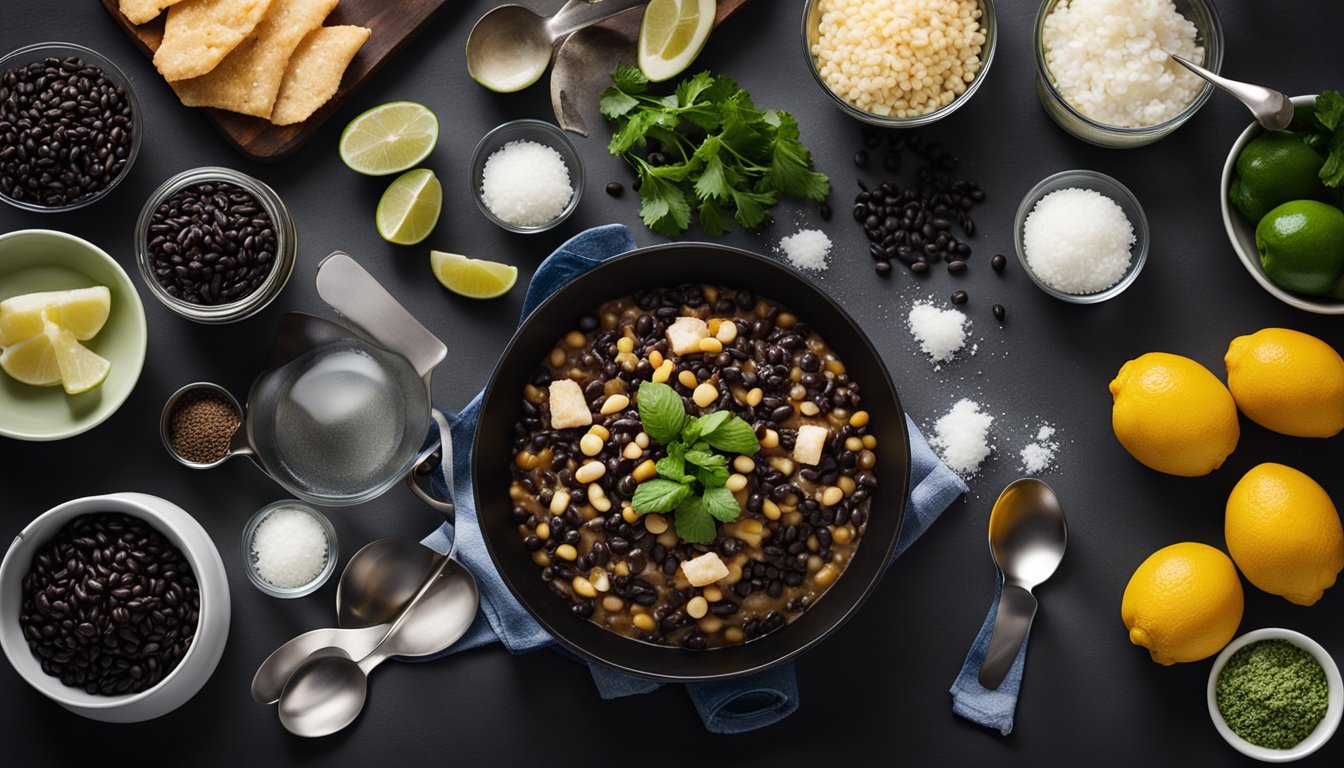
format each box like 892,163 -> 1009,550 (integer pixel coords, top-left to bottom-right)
3,2 -> 1343,765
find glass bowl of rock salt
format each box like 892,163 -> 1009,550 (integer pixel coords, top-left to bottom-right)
242,501 -> 338,598
1013,169 -> 1149,304
470,119 -> 584,234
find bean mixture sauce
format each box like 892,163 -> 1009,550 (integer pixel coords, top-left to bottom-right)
509,285 -> 878,649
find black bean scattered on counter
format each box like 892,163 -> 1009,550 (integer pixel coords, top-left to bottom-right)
146,181 -> 276,305
19,513 -> 200,696
0,56 -> 134,207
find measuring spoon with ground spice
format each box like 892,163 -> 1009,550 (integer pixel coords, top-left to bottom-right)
160,382 -> 243,468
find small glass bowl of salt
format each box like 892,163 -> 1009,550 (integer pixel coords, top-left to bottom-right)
470,119 -> 584,234
1013,169 -> 1149,304
242,501 -> 338,598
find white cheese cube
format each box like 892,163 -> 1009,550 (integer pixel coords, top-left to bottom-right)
680,551 -> 730,587
547,379 -> 593,430
665,316 -> 709,356
793,424 -> 829,466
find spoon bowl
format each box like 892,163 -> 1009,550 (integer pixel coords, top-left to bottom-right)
277,650 -> 369,737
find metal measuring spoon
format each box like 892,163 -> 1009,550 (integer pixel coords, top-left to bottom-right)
276,552 -> 460,737
976,479 -> 1067,691
465,0 -> 649,93
1169,54 -> 1294,131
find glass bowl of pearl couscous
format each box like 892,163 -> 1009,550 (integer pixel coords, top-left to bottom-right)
802,0 -> 997,128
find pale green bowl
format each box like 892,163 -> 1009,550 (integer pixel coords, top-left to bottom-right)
0,230 -> 147,440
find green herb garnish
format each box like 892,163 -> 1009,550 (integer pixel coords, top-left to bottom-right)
600,67 -> 830,237
629,380 -> 760,544
1298,89 -> 1344,188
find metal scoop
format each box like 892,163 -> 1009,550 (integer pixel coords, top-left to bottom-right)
1169,54 -> 1294,132
977,479 -> 1067,690
465,0 -> 649,93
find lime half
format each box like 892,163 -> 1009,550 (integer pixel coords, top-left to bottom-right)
339,102 -> 439,176
0,329 -> 62,386
430,250 -> 518,299
377,169 -> 443,246
0,286 -> 111,345
638,0 -> 716,82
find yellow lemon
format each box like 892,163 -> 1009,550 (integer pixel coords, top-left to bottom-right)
1109,352 -> 1240,477
1225,328 -> 1344,438
1225,463 -> 1344,606
1121,542 -> 1243,665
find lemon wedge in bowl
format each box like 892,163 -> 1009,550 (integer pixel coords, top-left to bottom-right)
0,326 -> 62,386
638,0 -> 716,83
0,317 -> 112,394
430,250 -> 518,299
0,285 -> 110,345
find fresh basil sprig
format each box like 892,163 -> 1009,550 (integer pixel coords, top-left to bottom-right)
629,380 -> 760,544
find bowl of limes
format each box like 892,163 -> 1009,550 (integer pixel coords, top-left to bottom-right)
1222,93 -> 1344,315
0,229 -> 147,440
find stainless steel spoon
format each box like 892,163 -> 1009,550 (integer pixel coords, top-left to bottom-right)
250,560 -> 478,705
977,478 -> 1067,691
1170,54 -> 1294,131
276,551 -> 455,736
466,0 -> 649,93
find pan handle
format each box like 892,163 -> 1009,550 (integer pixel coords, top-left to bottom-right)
407,409 -> 456,521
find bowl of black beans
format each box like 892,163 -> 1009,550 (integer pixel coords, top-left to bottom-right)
0,43 -> 141,212
0,492 -> 230,722
135,167 -> 297,323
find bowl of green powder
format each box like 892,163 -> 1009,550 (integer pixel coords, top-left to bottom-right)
1208,628 -> 1342,761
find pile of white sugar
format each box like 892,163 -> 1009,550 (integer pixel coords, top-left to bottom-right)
251,506 -> 329,589
1041,0 -> 1204,127
481,140 -> 574,227
930,399 -> 994,478
778,229 -> 832,271
1023,188 -> 1134,294
908,302 -> 969,363
1019,425 -> 1058,475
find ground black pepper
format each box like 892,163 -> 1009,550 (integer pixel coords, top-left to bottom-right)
170,390 -> 240,464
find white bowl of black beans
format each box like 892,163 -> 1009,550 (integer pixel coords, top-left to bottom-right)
0,42 -> 141,212
0,492 -> 230,722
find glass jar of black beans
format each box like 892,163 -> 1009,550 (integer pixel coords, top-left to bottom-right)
134,167 -> 297,323
0,42 -> 141,212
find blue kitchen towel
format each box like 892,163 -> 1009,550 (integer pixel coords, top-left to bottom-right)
418,224 -> 970,733
949,579 -> 1031,736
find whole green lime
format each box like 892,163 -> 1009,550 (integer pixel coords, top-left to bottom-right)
1256,200 -> 1344,295
1229,133 -> 1329,223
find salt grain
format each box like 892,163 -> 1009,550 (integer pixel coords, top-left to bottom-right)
251,506 -> 329,588
1019,425 -> 1059,475
480,140 -> 574,227
1023,188 -> 1134,294
908,302 -> 969,363
778,229 -> 832,271
930,399 -> 994,478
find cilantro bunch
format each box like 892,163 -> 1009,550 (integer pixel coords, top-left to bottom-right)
629,380 -> 760,544
600,66 -> 830,237
1294,90 -> 1344,187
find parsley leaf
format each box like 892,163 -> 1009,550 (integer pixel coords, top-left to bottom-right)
631,478 -> 691,513
602,68 -> 830,236
692,411 -> 731,437
693,463 -> 730,490
674,495 -> 716,545
636,381 -> 686,444
703,416 -> 760,455
700,487 -> 741,523
1321,129 -> 1344,188
655,442 -> 687,482
1314,90 -> 1344,132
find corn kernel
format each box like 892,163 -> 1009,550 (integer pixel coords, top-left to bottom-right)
850,410 -> 870,428
644,513 -> 669,535
535,522 -> 550,540
699,337 -> 723,354
833,525 -> 853,545
572,576 -> 597,598
580,433 -> 604,457
565,331 -> 586,348
761,429 -> 780,449
602,596 -> 624,612
725,473 -> 748,492
616,337 -> 635,354
821,486 -> 844,507
588,424 -> 610,440
678,370 -> 698,388
555,544 -> 578,561
633,613 -> 656,632
746,387 -> 764,407
716,321 -> 738,344
693,382 -> 718,407
845,436 -> 864,452
732,456 -> 756,474
632,459 -> 657,482
549,490 -> 571,515
863,434 -> 878,449
703,586 -> 723,602
686,596 -> 709,619
800,401 -> 821,416
600,393 -> 631,415
652,360 -> 675,383
649,349 -> 664,368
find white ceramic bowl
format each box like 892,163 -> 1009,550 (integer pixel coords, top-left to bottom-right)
1221,95 -> 1344,314
0,492 -> 230,722
1207,627 -> 1343,762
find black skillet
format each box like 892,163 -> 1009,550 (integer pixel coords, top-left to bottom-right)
474,243 -> 910,682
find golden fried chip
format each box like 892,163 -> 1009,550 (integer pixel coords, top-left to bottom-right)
172,0 -> 340,119
270,25 -> 371,126
154,0 -> 275,81
119,0 -> 186,25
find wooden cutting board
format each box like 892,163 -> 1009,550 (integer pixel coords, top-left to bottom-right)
100,0 -> 459,163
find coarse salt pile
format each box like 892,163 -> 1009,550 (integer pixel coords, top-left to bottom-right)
1042,0 -> 1204,128
480,139 -> 573,227
811,0 -> 986,118
1020,425 -> 1058,475
1023,188 -> 1134,294
251,506 -> 329,589
908,302 -> 969,363
930,399 -> 994,478
778,228 -> 832,271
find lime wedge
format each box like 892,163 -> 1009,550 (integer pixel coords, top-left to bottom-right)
0,328 -> 62,386
46,322 -> 111,395
638,0 -> 716,82
376,169 -> 443,246
430,250 -> 518,299
0,286 -> 111,345
339,101 -> 439,176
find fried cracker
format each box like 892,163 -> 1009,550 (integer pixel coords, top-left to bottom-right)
270,25 -> 371,126
119,0 -> 186,25
172,0 -> 340,119
154,0 -> 275,81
